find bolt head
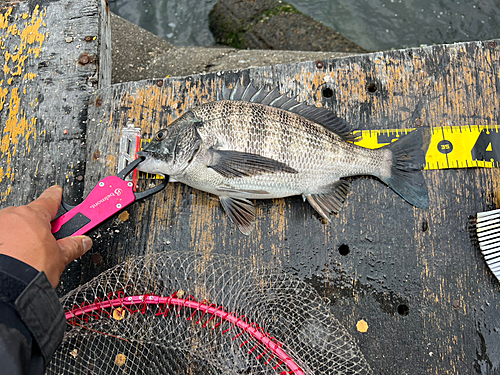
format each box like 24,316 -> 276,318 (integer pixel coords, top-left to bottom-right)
91,253 -> 102,264
78,54 -> 90,65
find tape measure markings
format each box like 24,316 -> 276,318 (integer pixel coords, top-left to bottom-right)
355,125 -> 500,170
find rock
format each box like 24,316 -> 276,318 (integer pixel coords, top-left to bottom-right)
209,0 -> 366,52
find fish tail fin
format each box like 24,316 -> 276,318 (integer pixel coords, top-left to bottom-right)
379,127 -> 431,208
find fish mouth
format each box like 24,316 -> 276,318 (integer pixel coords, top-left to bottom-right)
135,151 -> 155,173
135,151 -> 171,176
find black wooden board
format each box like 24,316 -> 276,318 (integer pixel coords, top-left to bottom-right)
80,39 -> 500,374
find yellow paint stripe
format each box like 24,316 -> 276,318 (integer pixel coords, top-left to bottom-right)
0,6 -> 47,200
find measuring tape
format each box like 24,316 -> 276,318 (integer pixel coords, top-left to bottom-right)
120,125 -> 500,179
354,125 -> 500,170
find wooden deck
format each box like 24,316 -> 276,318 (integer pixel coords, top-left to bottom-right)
2,1 -> 500,374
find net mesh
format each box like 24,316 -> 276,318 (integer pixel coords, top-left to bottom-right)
46,251 -> 373,375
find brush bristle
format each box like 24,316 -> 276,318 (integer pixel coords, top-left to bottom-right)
476,209 -> 500,281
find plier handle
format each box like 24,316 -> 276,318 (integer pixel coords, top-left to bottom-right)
51,157 -> 168,240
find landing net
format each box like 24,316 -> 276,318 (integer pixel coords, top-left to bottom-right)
46,251 -> 373,374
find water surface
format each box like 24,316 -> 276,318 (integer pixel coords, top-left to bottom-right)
109,0 -> 500,50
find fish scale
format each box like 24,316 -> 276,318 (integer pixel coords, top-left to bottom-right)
138,83 -> 430,234
192,101 -> 384,189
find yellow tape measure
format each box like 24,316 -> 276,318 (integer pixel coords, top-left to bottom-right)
135,125 -> 500,179
354,125 -> 500,170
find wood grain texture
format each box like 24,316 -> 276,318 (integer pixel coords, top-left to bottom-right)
83,39 -> 500,374
0,0 -> 110,293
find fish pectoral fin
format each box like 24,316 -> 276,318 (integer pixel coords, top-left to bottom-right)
219,196 -> 255,235
208,149 -> 297,178
216,186 -> 270,195
304,179 -> 351,221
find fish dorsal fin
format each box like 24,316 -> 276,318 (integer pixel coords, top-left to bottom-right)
217,83 -> 358,141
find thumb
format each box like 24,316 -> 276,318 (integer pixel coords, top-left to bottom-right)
57,236 -> 93,264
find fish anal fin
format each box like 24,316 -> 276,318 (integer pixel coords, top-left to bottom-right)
208,149 -> 297,178
219,196 -> 255,235
304,179 -> 351,221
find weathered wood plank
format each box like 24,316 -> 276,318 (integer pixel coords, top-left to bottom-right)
0,0 -> 110,293
84,39 -> 500,374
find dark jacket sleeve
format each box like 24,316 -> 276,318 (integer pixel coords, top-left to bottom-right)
0,254 -> 66,375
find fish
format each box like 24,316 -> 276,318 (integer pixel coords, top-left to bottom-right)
137,83 -> 431,235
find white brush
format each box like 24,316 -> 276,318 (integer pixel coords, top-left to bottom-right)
476,208 -> 500,280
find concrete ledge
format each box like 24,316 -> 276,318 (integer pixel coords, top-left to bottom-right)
111,12 -> 359,84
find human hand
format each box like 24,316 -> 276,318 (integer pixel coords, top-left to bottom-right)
0,185 -> 92,288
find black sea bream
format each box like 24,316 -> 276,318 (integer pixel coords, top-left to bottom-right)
138,83 -> 430,234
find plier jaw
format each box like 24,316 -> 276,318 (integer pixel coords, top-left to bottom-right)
51,157 -> 168,240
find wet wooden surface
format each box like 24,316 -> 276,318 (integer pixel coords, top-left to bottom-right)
0,0 -> 110,290
83,39 -> 500,375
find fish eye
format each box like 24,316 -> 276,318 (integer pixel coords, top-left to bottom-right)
155,131 -> 165,141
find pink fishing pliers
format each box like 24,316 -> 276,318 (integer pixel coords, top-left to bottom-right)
51,157 -> 168,240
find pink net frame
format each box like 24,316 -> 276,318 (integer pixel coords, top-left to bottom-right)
45,251 -> 373,375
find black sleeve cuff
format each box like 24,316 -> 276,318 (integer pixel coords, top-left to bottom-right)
0,254 -> 66,365
15,271 -> 66,365
0,254 -> 39,303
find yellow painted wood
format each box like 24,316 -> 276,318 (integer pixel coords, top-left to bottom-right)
0,0 -> 110,209
0,5 -> 46,200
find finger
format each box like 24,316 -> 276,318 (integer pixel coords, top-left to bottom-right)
57,235 -> 93,264
28,185 -> 63,221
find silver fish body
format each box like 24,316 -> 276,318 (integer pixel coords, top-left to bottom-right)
176,101 -> 388,196
138,84 -> 430,234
